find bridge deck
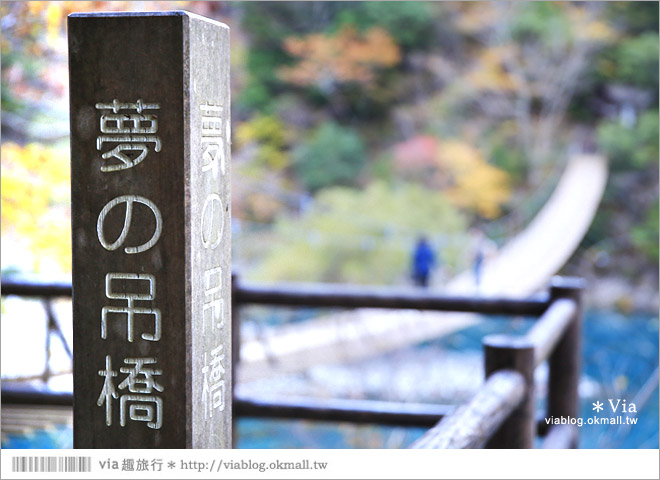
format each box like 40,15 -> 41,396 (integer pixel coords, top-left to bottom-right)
238,155 -> 608,382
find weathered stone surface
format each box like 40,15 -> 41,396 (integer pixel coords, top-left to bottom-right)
69,11 -> 230,448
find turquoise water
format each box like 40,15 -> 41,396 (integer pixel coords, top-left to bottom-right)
235,309 -> 658,449
3,310 -> 658,449
578,310 -> 659,448
2,426 -> 73,449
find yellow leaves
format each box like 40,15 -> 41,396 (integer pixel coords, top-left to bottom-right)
237,115 -> 287,149
437,141 -> 484,174
454,2 -> 617,45
23,2 -> 85,41
436,141 -> 512,219
451,3 -> 503,35
466,45 -> 522,92
8,143 -> 70,184
1,174 -> 47,229
580,20 -> 617,42
234,115 -> 292,222
455,3 -> 617,96
29,212 -> 73,274
279,26 -> 401,88
567,6 -> 617,43
236,115 -> 290,171
45,2 -> 63,43
1,142 -> 71,273
393,137 -> 512,219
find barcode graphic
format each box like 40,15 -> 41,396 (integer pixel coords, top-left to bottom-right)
11,456 -> 92,473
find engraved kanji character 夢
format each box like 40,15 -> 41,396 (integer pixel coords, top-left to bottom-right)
95,99 -> 162,172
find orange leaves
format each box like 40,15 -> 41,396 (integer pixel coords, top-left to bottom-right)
279,26 -> 400,89
394,136 -> 511,219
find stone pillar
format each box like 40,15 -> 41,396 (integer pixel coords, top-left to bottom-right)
68,11 -> 231,448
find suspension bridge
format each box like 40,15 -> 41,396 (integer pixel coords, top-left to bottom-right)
238,154 -> 608,381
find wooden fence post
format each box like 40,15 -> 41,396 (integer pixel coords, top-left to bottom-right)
547,276 -> 584,448
483,335 -> 535,448
69,11 -> 231,448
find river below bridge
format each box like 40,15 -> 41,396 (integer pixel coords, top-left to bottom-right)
236,309 -> 659,449
1,310 -> 657,449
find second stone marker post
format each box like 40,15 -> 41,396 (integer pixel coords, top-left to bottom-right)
68,11 -> 231,448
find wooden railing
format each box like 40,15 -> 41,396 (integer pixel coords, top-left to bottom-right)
1,276 -> 583,448
411,278 -> 583,449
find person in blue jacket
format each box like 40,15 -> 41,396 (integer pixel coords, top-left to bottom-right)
412,236 -> 436,287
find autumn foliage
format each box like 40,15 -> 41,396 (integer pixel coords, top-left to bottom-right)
1,1 -> 657,285
1,143 -> 71,273
394,136 -> 511,219
279,26 -> 400,89
1,1 -> 190,275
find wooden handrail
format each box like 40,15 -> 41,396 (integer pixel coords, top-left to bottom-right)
2,276 -> 583,449
410,370 -> 526,449
1,385 -> 452,428
2,278 -> 550,316
234,395 -> 453,427
1,280 -> 73,297
234,281 -> 550,315
524,298 -> 577,367
412,277 -> 584,449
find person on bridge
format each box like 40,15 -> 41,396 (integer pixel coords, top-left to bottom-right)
471,228 -> 497,293
411,236 -> 436,288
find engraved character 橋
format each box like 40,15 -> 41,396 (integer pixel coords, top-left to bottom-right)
97,355 -> 119,426
201,344 -> 226,418
96,356 -> 165,430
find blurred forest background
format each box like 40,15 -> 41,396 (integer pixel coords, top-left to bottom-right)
1,1 -> 658,311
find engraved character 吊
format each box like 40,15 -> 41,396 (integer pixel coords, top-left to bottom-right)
203,266 -> 224,332
101,273 -> 161,342
96,99 -> 162,172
